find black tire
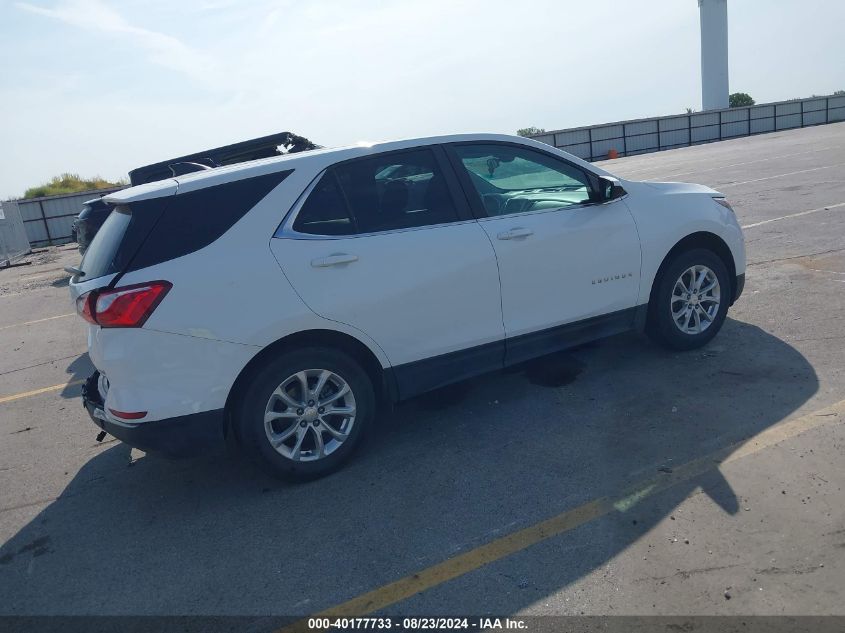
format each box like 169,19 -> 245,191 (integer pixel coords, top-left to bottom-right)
237,347 -> 375,481
647,248 -> 731,351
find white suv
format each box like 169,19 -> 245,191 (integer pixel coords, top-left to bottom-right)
69,134 -> 745,479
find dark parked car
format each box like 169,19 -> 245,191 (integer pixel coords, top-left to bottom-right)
71,131 -> 317,254
73,197 -> 111,255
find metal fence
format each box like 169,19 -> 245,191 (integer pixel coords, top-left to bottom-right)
0,200 -> 32,266
530,93 -> 845,161
5,187 -> 124,248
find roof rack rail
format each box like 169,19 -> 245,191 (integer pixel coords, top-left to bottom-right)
128,131 -> 319,186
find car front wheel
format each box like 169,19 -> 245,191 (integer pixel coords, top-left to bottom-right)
237,347 -> 375,481
647,248 -> 731,351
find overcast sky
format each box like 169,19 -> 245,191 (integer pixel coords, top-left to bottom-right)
2,0 -> 844,199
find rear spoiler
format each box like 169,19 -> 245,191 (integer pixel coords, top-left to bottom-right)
128,131 -> 319,186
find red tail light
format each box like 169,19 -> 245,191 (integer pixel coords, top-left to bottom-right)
74,281 -> 172,328
76,291 -> 98,325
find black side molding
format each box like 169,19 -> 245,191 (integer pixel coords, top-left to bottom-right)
393,340 -> 505,401
503,307 -> 637,367
392,307 -> 640,401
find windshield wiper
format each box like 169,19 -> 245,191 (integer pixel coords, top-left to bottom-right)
530,185 -> 584,192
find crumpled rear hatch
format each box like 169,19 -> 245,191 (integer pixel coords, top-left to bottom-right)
128,131 -> 318,185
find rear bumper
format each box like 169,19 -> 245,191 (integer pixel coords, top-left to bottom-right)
82,326 -> 257,423
82,372 -> 225,458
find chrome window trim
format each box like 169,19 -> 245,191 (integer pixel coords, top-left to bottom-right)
475,194 -> 628,223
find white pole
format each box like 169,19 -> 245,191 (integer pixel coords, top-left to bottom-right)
699,0 -> 729,110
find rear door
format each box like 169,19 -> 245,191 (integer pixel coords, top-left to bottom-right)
446,142 -> 642,364
270,146 -> 504,397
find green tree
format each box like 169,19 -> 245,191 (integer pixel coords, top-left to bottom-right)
517,127 -> 546,137
834,90 -> 845,96
729,92 -> 755,107
23,173 -> 127,199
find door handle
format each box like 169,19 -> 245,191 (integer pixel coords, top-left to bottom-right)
497,227 -> 534,240
311,253 -> 359,268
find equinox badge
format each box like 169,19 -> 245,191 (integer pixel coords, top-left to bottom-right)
592,273 -> 633,285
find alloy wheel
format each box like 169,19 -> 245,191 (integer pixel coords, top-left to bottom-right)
263,369 -> 356,462
670,264 -> 721,335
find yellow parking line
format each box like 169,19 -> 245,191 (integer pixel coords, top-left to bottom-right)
0,380 -> 84,404
0,313 -> 74,331
281,398 -> 845,629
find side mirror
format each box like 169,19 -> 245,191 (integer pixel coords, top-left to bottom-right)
598,177 -> 626,201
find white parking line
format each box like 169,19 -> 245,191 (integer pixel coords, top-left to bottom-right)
647,146 -> 837,180
720,163 -> 845,188
617,145 -> 838,177
806,268 -> 845,275
741,202 -> 845,229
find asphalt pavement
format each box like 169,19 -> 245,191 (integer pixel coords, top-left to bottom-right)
1,123 -> 844,624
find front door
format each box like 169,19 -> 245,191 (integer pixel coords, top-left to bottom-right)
447,142 -> 642,363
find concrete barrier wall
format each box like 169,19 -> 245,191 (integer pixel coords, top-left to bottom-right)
0,200 -> 32,264
530,93 -> 845,161
9,187 -> 124,247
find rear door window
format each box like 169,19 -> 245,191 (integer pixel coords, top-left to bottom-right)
291,149 -> 460,236
338,149 -> 458,233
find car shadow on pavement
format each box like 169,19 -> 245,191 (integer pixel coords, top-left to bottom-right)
60,353 -> 94,399
0,319 -> 818,619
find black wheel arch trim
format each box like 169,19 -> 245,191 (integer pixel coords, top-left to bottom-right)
733,273 -> 745,305
649,232 -> 739,311
223,329 -> 396,437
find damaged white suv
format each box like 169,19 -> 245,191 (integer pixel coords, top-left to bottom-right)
69,133 -> 745,480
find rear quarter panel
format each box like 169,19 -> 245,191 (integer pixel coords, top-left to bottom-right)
88,326 -> 259,421
115,164 -> 391,366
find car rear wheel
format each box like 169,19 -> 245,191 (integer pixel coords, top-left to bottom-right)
237,347 -> 375,481
647,248 -> 731,351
